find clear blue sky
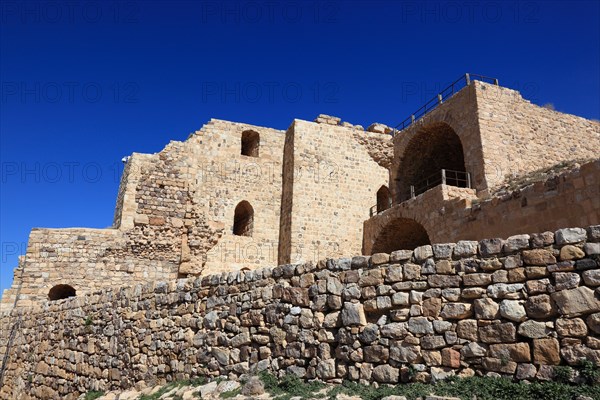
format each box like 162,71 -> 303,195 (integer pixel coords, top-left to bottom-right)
1,0 -> 599,294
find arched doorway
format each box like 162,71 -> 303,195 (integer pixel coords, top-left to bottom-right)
397,122 -> 466,201
371,217 -> 430,254
376,185 -> 392,213
233,201 -> 254,237
48,284 -> 76,301
241,130 -> 260,157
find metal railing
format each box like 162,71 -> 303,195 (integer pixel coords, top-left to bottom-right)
408,169 -> 471,199
391,73 -> 499,136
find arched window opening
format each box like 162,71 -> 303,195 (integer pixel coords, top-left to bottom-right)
397,122 -> 466,202
376,186 -> 392,213
48,284 -> 76,301
233,201 -> 254,237
241,130 -> 260,157
371,217 -> 430,254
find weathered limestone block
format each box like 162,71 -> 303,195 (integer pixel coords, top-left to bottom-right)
428,275 -> 461,288
560,344 -> 600,365
489,343 -> 531,362
525,294 -> 558,318
392,292 -> 409,306
408,317 -> 434,335
456,320 -> 478,341
584,242 -> 600,256
414,245 -> 433,262
499,300 -> 527,322
482,357 -> 517,374
551,286 -> 600,316
371,253 -> 390,265
460,342 -> 487,358
522,249 -> 556,265
586,313 -> 600,334
478,238 -> 504,257
341,302 -> 367,326
533,338 -> 561,365
386,265 -> 403,283
421,335 -> 446,350
390,340 -> 421,363
432,243 -> 455,259
364,345 -> 389,363
479,322 -> 516,343
518,320 -> 551,339
560,245 -> 585,261
435,260 -> 454,274
553,272 -> 581,291
441,348 -> 461,368
530,232 -> 554,248
390,250 -> 412,262
474,298 -> 499,320
453,241 -> 478,258
372,365 -> 399,383
402,263 -> 421,280
555,228 -> 587,245
516,363 -> 537,380
583,270 -> 600,286
463,273 -> 492,287
316,359 -> 336,379
380,322 -> 408,339
487,283 -> 524,299
555,318 -> 587,337
440,303 -> 472,319
503,234 -> 530,253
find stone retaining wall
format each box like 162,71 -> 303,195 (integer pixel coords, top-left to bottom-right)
1,226 -> 600,399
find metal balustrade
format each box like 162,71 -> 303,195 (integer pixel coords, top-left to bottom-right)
391,73 -> 499,136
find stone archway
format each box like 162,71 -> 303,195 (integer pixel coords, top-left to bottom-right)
371,217 -> 430,254
48,284 -> 76,301
376,185 -> 392,213
233,201 -> 254,237
396,122 -> 466,201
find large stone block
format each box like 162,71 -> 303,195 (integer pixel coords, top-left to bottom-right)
551,286 -> 600,316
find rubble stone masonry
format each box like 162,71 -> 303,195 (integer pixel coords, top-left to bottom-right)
1,226 -> 600,399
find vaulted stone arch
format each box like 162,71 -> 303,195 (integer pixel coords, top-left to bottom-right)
395,122 -> 467,202
48,284 -> 76,301
370,217 -> 430,254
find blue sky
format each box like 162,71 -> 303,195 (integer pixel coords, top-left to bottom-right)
1,0 -> 599,294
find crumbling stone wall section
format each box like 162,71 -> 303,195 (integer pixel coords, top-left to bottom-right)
351,130 -> 394,170
1,226 -> 599,399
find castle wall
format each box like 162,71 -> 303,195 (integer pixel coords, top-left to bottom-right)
190,120 -> 285,274
364,160 -> 600,255
1,226 -> 599,399
390,81 -> 600,202
474,82 -> 600,190
391,83 -> 487,200
279,119 -> 390,265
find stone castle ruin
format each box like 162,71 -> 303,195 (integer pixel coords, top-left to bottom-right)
0,75 -> 599,398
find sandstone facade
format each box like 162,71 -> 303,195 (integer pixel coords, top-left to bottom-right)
0,76 -> 598,336
0,226 -> 599,399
